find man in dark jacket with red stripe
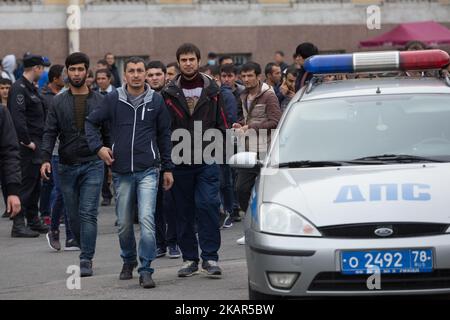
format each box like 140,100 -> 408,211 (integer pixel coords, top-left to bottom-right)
161,43 -> 228,279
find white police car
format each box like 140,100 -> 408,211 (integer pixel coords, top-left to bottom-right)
231,50 -> 450,299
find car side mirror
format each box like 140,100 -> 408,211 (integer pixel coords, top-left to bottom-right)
228,152 -> 262,169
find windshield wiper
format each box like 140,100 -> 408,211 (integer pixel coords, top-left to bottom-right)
352,154 -> 445,163
277,161 -> 344,168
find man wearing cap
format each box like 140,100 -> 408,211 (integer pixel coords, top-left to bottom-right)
8,54 -> 50,237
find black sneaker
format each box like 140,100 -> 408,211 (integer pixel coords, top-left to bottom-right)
223,213 -> 233,229
64,239 -> 80,251
201,260 -> 222,279
219,211 -> 230,229
231,208 -> 242,222
139,271 -> 155,289
28,219 -> 49,234
168,245 -> 181,259
2,210 -> 10,218
46,230 -> 61,251
11,225 -> 40,238
101,198 -> 111,206
177,261 -> 199,277
80,260 -> 93,277
156,247 -> 166,258
119,262 -> 137,280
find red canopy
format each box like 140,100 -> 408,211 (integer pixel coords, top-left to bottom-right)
359,21 -> 450,48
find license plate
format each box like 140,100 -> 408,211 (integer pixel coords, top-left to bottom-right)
341,249 -> 433,275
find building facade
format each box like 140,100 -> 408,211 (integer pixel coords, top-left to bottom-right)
1,0 -> 450,68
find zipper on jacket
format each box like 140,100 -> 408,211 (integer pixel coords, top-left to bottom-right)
131,109 -> 137,172
150,140 -> 156,160
119,98 -> 147,173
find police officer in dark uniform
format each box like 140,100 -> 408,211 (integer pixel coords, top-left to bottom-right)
8,54 -> 50,237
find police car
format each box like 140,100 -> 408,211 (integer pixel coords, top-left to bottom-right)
231,50 -> 450,299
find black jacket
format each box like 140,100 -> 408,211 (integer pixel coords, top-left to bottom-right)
8,76 -> 46,162
85,85 -> 173,174
110,64 -> 122,88
161,73 -> 229,165
41,89 -> 110,165
0,107 -> 21,196
40,84 -> 56,113
295,66 -> 314,91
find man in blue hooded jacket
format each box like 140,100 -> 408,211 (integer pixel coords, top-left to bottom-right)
85,57 -> 174,289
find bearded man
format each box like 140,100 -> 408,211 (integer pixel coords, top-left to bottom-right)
40,52 -> 110,277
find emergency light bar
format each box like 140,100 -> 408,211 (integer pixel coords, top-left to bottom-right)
304,49 -> 450,74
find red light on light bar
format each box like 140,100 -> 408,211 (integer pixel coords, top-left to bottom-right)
399,50 -> 450,70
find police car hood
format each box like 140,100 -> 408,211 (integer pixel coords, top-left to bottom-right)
262,163 -> 450,227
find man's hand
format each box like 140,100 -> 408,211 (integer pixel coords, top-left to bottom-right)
162,172 -> 174,191
240,125 -> 249,132
7,195 -> 21,217
97,147 -> 114,166
286,89 -> 295,99
40,162 -> 52,180
280,82 -> 289,96
232,123 -> 248,136
21,142 -> 36,151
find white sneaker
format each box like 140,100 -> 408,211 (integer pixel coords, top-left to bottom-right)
236,236 -> 245,245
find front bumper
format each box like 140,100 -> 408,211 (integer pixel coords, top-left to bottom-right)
246,229 -> 450,297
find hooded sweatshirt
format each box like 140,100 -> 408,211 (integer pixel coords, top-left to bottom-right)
1,55 -> 16,83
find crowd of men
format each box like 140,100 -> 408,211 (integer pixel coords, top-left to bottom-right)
0,42 -> 320,288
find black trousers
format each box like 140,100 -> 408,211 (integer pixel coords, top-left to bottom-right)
155,176 -> 178,249
1,175 -> 8,207
102,164 -> 113,200
235,168 -> 260,213
13,152 -> 41,226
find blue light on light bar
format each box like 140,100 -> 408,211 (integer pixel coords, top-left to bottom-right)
304,54 -> 353,74
304,50 -> 450,74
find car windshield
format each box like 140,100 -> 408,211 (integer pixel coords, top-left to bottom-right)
270,94 -> 450,166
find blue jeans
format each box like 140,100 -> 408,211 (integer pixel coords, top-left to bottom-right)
58,160 -> 104,261
171,164 -> 221,263
113,167 -> 159,274
50,156 -> 74,240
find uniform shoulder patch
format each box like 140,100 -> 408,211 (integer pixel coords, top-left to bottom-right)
16,94 -> 25,105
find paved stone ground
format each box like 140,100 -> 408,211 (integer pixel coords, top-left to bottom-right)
0,201 -> 248,300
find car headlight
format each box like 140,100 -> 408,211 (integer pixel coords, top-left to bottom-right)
259,203 -> 321,237
446,226 -> 450,233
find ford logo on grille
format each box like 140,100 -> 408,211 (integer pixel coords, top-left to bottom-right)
374,227 -> 394,237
